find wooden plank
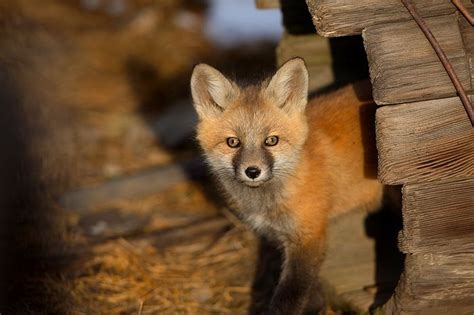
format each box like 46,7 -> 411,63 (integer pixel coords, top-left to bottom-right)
363,14 -> 472,105
277,33 -> 334,91
370,58 -> 470,105
60,159 -> 206,212
306,0 -> 473,37
382,251 -> 474,314
399,178 -> 474,255
321,209 -> 402,313
376,97 -> 474,185
458,12 -> 474,86
322,211 -> 376,313
255,0 -> 280,9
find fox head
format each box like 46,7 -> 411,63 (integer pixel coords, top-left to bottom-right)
191,58 -> 309,188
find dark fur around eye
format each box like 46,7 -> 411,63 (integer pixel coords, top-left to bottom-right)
265,136 -> 279,146
227,137 -> 240,148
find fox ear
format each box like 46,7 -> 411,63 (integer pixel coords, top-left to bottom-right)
191,64 -> 237,119
265,58 -> 308,113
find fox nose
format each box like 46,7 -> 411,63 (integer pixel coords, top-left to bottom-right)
245,166 -> 261,179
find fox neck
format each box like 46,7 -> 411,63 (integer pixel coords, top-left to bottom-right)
217,172 -> 297,241
222,178 -> 285,212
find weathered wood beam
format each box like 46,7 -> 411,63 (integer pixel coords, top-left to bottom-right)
277,33 -> 333,91
459,12 -> 474,86
363,14 -> 472,105
305,0 -> 474,37
59,158 -> 206,212
383,251 -> 474,314
376,96 -> 474,185
399,178 -> 474,255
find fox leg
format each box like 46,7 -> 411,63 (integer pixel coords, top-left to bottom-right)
303,279 -> 326,315
268,241 -> 326,315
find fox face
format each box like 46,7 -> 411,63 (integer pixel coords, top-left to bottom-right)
191,58 -> 309,189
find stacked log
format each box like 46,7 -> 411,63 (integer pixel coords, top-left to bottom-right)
306,0 -> 459,37
364,14 -> 472,104
306,0 -> 474,314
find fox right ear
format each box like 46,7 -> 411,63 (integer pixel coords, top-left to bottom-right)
265,58 -> 308,114
190,64 -> 237,119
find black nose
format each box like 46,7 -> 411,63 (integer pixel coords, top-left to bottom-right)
245,166 -> 261,179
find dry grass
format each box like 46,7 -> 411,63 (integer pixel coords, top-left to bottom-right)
50,226 -> 257,315
57,180 -> 258,314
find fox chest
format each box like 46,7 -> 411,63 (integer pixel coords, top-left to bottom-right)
237,199 -> 296,242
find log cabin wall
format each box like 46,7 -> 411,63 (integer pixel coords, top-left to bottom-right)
306,0 -> 474,314
258,0 -> 474,313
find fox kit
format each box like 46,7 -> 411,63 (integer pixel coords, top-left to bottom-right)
191,58 -> 383,314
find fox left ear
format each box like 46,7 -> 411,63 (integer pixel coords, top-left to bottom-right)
265,58 -> 308,114
190,64 -> 238,120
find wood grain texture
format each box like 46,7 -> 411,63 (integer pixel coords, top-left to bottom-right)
381,178 -> 474,314
399,178 -> 474,254
459,12 -> 474,86
382,251 -> 474,315
376,97 -> 474,185
363,14 -> 472,105
305,0 -> 470,37
277,34 -> 334,91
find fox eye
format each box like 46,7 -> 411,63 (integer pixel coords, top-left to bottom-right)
264,136 -> 279,146
226,137 -> 240,148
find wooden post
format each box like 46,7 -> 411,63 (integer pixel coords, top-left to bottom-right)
376,96 -> 474,184
305,0 -> 473,37
363,14 -> 472,105
382,179 -> 474,314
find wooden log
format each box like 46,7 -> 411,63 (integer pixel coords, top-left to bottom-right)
376,96 -> 474,185
458,12 -> 474,86
381,179 -> 474,313
277,33 -> 334,91
305,0 -> 474,37
399,178 -> 474,255
363,14 -> 472,105
59,158 -> 206,212
255,0 -> 280,9
382,251 -> 474,314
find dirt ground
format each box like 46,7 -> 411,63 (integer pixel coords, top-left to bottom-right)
0,1 -> 280,314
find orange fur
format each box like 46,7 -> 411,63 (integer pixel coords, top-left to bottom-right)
285,82 -> 382,251
191,59 -> 382,315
